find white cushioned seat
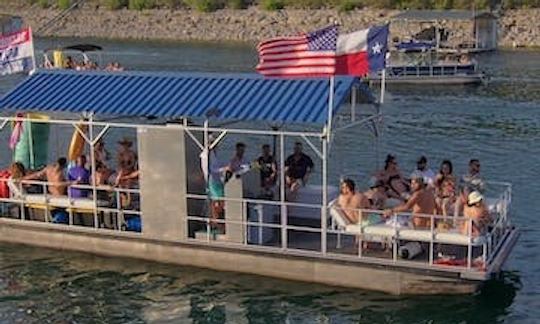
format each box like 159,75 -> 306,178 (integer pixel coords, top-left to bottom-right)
435,232 -> 486,245
399,229 -> 433,241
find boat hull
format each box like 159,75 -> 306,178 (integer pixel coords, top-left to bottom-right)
0,218 -> 485,295
370,74 -> 485,85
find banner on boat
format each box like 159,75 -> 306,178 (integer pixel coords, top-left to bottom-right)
0,27 -> 35,76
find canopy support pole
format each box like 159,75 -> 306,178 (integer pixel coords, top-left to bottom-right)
88,114 -> 99,229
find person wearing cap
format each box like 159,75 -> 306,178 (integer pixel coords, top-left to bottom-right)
383,174 -> 438,229
460,159 -> 485,195
410,155 -> 436,188
461,191 -> 491,236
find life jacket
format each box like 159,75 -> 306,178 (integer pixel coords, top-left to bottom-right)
0,170 -> 11,198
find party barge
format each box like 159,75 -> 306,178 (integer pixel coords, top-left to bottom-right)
0,70 -> 518,295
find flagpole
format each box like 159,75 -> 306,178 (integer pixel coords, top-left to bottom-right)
327,76 -> 335,141
29,27 -> 37,75
380,68 -> 386,104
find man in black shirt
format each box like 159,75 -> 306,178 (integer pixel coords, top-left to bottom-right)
257,144 -> 277,197
285,142 -> 314,199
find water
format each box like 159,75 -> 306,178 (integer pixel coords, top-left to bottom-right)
0,37 -> 539,323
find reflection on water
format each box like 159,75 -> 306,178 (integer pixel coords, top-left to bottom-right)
0,38 -> 539,322
0,243 -> 520,324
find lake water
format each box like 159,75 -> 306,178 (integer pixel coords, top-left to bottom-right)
0,37 -> 539,323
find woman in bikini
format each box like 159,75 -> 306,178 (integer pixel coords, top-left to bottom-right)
435,160 -> 456,216
375,154 -> 410,204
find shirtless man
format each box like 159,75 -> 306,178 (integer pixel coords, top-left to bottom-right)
23,158 -> 69,196
384,175 -> 438,229
336,179 -> 371,224
462,191 -> 491,237
116,138 -> 138,188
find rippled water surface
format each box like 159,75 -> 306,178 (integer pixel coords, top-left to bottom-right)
0,38 -> 539,323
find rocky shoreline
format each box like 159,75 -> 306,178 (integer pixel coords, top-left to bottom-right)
1,3 -> 539,48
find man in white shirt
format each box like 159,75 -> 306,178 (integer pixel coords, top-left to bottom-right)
411,155 -> 436,187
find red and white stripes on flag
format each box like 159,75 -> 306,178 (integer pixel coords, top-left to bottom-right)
256,25 -> 338,77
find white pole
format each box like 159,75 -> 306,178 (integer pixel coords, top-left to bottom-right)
327,76 -> 335,142
29,27 -> 37,75
321,137 -> 327,255
279,133 -> 287,250
380,68 -> 386,104
89,114 -> 98,228
27,116 -> 34,169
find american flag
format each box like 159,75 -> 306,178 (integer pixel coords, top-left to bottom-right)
256,25 -> 338,77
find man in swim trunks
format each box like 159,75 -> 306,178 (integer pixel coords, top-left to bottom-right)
384,175 -> 438,229
285,142 -> 314,200
23,158 -> 69,197
336,178 -> 371,224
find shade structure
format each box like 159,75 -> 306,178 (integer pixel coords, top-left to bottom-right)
0,70 -> 369,125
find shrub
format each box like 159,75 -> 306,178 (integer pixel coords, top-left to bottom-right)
160,0 -> 181,8
260,0 -> 284,10
103,0 -> 128,9
338,0 -> 362,11
185,0 -> 220,12
128,0 -> 155,10
228,0 -> 246,9
57,0 -> 71,9
285,0 -> 327,9
38,0 -> 50,8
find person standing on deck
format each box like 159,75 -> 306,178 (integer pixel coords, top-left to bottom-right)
384,175 -> 438,229
256,144 -> 277,198
23,158 -> 69,196
228,142 -> 248,174
285,142 -> 314,200
68,155 -> 91,198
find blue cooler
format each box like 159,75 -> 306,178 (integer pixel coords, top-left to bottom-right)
125,216 -> 141,232
52,209 -> 69,224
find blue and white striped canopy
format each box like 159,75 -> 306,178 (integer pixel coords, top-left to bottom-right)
0,70 -> 366,124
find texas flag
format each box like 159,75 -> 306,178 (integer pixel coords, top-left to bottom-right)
335,25 -> 389,76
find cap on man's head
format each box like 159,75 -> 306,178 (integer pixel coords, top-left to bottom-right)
468,191 -> 483,205
417,156 -> 427,164
411,171 -> 424,183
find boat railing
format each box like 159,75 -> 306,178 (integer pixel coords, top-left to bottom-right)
0,178 -> 141,231
181,181 -> 512,275
0,176 -> 512,276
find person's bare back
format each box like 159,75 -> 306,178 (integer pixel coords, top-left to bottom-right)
45,166 -> 67,196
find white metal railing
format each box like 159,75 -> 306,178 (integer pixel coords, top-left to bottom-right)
0,178 -> 141,232
182,181 -> 512,274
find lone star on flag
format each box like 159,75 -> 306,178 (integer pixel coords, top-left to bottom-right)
372,42 -> 383,54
